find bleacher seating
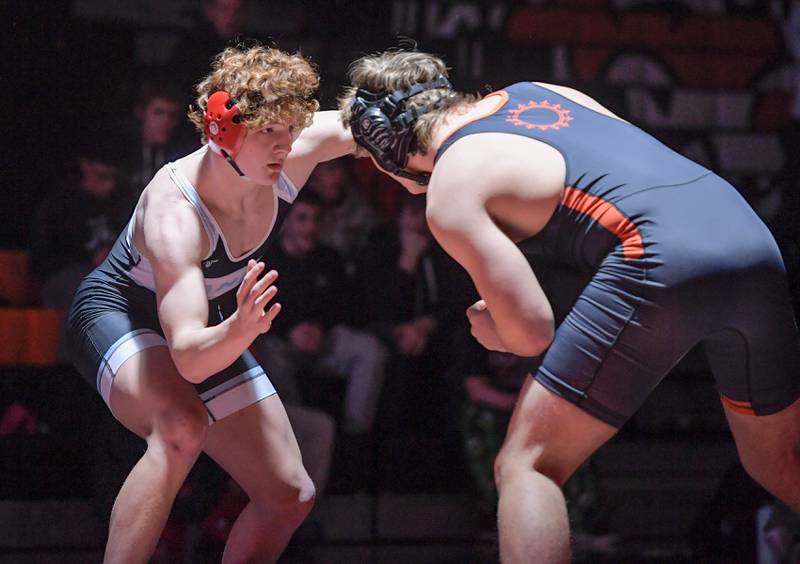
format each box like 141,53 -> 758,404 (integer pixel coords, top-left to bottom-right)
0,250 -> 63,366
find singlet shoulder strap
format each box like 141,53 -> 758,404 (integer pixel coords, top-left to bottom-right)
275,172 -> 299,203
434,89 -> 511,164
165,161 -> 219,258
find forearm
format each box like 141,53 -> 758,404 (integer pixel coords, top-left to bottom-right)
428,201 -> 555,357
312,110 -> 356,160
168,314 -> 254,383
487,285 -> 554,357
476,253 -> 555,357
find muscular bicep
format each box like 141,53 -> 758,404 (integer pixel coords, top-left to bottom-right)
427,197 -> 554,355
139,198 -> 211,347
429,206 -> 551,321
283,111 -> 355,187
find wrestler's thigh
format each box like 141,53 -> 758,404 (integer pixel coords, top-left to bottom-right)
203,395 -> 310,504
499,377 -> 617,485
110,345 -> 207,439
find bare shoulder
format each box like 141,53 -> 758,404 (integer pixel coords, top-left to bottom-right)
533,82 -> 628,123
135,168 -> 209,266
431,132 -> 565,205
429,132 -> 565,240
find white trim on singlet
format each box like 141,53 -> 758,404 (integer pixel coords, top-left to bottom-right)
126,217 -> 139,263
199,366 -> 264,402
204,372 -> 276,421
275,172 -> 299,204
165,159 -> 219,262
204,264 -> 252,299
166,150 -> 298,263
97,329 -> 167,408
95,328 -> 275,423
122,148 -> 299,295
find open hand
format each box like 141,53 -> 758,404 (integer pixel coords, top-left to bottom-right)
234,260 -> 281,336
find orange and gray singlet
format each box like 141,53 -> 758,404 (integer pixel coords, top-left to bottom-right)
435,82 -> 800,427
66,146 -> 299,422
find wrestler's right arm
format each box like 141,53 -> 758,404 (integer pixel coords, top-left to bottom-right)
138,184 -> 281,383
425,138 -> 562,357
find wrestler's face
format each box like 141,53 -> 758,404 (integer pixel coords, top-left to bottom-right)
236,123 -> 295,186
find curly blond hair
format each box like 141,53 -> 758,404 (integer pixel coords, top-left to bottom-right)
338,50 -> 477,155
188,45 -> 320,142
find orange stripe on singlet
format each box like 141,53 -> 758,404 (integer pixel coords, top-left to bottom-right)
436,92 -> 644,261
560,187 -> 645,260
720,395 -> 756,415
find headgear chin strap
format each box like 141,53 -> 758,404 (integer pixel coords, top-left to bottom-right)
349,76 -> 453,185
204,91 -> 247,177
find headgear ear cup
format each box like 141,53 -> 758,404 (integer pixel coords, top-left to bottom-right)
349,76 -> 453,185
203,91 -> 247,158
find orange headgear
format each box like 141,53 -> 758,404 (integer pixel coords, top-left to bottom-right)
203,91 -> 247,175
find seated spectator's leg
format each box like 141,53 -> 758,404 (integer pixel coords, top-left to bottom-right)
254,335 -> 303,405
319,325 -> 389,435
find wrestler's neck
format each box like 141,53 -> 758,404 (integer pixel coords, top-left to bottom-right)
195,148 -> 268,215
402,97 -> 495,190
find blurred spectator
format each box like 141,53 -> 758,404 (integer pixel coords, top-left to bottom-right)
169,0 -> 247,106
29,133 -> 134,312
353,157 -> 406,222
691,460 -> 769,563
787,1 -> 800,135
306,156 -> 377,266
357,192 -> 440,354
120,76 -> 189,194
254,190 -> 388,439
759,500 -> 800,564
355,191 -> 479,468
772,0 -> 800,316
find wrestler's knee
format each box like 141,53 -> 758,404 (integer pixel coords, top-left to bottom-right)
494,435 -> 571,491
151,401 -> 209,460
252,468 -> 316,523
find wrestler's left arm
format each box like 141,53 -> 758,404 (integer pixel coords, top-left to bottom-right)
283,110 -> 356,187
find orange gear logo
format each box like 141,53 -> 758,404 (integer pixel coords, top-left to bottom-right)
506,100 -> 574,131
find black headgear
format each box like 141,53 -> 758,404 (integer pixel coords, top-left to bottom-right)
349,76 -> 453,185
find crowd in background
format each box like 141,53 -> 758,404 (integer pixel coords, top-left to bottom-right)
4,0 -> 800,561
